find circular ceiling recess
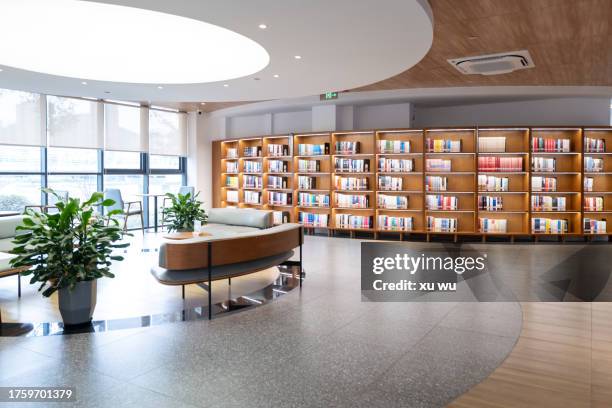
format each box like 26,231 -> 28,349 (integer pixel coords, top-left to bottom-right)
0,0 -> 433,102
0,0 -> 270,84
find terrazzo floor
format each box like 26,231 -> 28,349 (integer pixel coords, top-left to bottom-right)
0,235 -> 525,408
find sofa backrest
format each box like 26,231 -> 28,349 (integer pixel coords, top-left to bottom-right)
0,215 -> 25,240
208,207 -> 273,229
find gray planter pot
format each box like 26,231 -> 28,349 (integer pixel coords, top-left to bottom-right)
58,280 -> 97,325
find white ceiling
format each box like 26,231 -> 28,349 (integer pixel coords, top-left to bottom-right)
0,0 -> 433,103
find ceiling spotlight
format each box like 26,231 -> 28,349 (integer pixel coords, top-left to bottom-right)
0,68 -> 4,72
200,102 -> 206,105
294,55 -> 302,60
157,85 -> 163,89
258,24 -> 267,29
223,84 -> 229,87
81,81 -> 87,85
273,74 -> 279,78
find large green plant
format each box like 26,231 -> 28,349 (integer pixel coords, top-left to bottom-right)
9,189 -> 130,297
162,192 -> 207,232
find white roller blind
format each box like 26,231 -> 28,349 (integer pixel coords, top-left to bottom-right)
104,103 -> 147,152
47,96 -> 103,149
149,109 -> 187,156
0,88 -> 45,146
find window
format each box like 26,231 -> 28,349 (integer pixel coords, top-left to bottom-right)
150,154 -> 180,170
0,175 -> 41,211
48,147 -> 99,173
104,104 -> 144,152
0,89 -> 44,146
47,174 -> 98,202
0,145 -> 41,173
47,96 -> 102,149
104,151 -> 142,170
149,110 -> 187,156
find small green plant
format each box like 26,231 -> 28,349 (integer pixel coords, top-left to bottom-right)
162,192 -> 207,232
9,189 -> 130,297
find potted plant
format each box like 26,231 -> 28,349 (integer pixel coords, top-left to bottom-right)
162,191 -> 208,232
9,189 -> 130,326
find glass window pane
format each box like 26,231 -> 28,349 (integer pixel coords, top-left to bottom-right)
0,145 -> 41,172
48,147 -> 99,173
47,96 -> 102,149
0,175 -> 41,211
149,174 -> 183,226
104,151 -> 141,170
104,175 -> 144,229
47,175 -> 98,202
149,110 -> 186,156
150,155 -> 180,170
0,88 -> 44,146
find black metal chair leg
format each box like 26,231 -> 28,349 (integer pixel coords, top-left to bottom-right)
17,274 -> 21,298
299,243 -> 303,287
208,243 -> 212,320
181,285 -> 185,299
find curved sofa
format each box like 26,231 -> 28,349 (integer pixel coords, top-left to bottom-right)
151,208 -> 303,318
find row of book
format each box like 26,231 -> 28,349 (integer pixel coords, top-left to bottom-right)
479,218 -> 507,233
478,196 -> 503,211
335,141 -> 360,154
478,157 -> 523,172
267,144 -> 289,157
299,212 -> 328,227
268,175 -> 289,189
298,193 -> 330,207
584,218 -> 607,234
425,176 -> 448,191
585,137 -> 606,153
243,160 -> 262,173
426,195 -> 458,210
378,158 -> 414,173
243,175 -> 263,189
585,157 -> 604,172
377,194 -> 408,209
334,158 -> 370,172
532,176 -> 557,192
378,216 -> 413,231
378,140 -> 410,154
584,196 -> 604,211
335,214 -> 373,229
298,159 -> 321,172
268,160 -> 289,173
425,139 -> 461,153
478,175 -> 509,192
532,157 -> 556,172
584,177 -> 594,192
378,176 -> 403,191
225,176 -> 239,188
335,193 -> 369,209
226,190 -> 239,203
335,176 -> 369,190
297,143 -> 329,156
226,148 -> 238,159
531,196 -> 566,211
531,218 -> 568,233
427,216 -> 457,232
532,138 -> 570,153
267,191 -> 292,206
225,161 -> 238,173
297,176 -> 317,190
273,211 -> 291,225
478,137 -> 506,153
425,159 -> 451,172
243,146 -> 262,157
244,191 -> 261,204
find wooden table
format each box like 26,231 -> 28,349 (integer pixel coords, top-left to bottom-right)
163,231 -> 212,240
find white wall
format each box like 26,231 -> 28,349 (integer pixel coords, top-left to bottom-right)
187,112 -> 212,209
272,110 -> 311,134
354,102 -> 412,129
413,98 -> 611,127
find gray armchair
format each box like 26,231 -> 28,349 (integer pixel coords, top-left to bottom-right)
104,189 -> 144,232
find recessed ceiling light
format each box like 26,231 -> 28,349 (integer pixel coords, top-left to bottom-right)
273,74 -> 279,78
0,68 -> 3,72
0,0 -> 270,84
223,84 -> 229,87
258,24 -> 267,29
157,85 -> 163,89
200,102 -> 206,105
81,81 -> 87,85
294,55 -> 302,60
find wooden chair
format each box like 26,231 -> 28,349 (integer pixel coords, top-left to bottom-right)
104,189 -> 144,232
24,190 -> 69,214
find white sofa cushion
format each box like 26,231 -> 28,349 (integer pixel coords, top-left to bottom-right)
207,208 -> 273,229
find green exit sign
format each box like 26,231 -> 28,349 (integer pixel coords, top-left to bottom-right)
320,91 -> 339,100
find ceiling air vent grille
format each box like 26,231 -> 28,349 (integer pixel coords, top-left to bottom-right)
448,50 -> 534,75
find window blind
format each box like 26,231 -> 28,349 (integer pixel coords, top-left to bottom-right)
47,96 -> 103,149
148,109 -> 187,156
0,88 -> 45,146
104,103 -> 147,152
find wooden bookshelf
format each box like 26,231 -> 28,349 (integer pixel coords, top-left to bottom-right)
211,126 -> 612,241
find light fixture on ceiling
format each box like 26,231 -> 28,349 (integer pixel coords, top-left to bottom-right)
81,81 -> 87,85
294,55 -> 302,60
200,102 -> 206,105
0,68 -> 3,72
258,24 -> 267,29
223,84 -> 229,87
273,74 -> 279,78
0,0 -> 270,84
157,86 -> 164,89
